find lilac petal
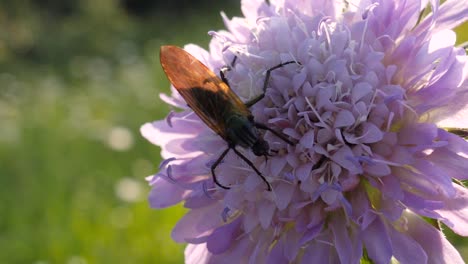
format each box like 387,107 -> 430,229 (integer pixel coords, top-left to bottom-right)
315,87 -> 333,110
172,203 -> 223,243
382,198 -> 405,223
434,183 -> 468,236
330,213 -> 354,264
207,218 -> 241,254
185,244 -> 212,264
396,167 -> 445,198
184,188 -> 217,209
295,162 -> 314,181
249,238 -> 267,264
334,110 -> 355,128
242,209 -> 260,233
415,0 -> 468,36
347,186 -> 368,220
440,128 -> 468,154
351,82 -> 373,103
266,239 -> 288,264
301,241 -> 331,264
403,191 -> 444,216
412,159 -> 455,197
299,130 -> 315,149
428,145 -> 468,181
184,44 -> 215,67
398,123 -> 438,146
381,174 -> 404,200
404,211 -> 465,264
359,122 -> 383,143
241,0 -> 270,20
270,155 -> 288,177
283,230 -> 301,262
299,222 -> 324,245
357,211 -> 377,231
258,201 -> 276,229
148,178 -> 187,208
331,145 -> 361,174
293,68 -> 307,91
388,146 -> 414,165
221,236 -> 252,264
363,161 -> 391,177
274,183 -> 295,210
388,225 -> 427,264
438,106 -> 468,128
361,217 -> 392,264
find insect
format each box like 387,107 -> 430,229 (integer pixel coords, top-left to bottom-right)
160,45 -> 297,191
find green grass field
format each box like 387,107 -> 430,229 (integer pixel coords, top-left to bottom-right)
0,1 -> 466,263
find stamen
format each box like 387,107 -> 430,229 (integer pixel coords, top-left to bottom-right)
202,181 -> 215,200
165,111 -> 175,127
159,157 -> 176,169
318,17 -> 332,52
222,207 -> 231,223
305,97 -> 332,131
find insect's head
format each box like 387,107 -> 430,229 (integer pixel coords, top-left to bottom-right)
251,138 -> 269,157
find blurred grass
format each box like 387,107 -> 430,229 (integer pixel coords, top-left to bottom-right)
0,1 -> 466,263
0,1 -> 239,263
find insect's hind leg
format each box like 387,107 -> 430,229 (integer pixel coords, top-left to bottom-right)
245,61 -> 298,108
211,147 -> 232,190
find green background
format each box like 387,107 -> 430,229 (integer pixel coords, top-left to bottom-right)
0,1 -> 466,263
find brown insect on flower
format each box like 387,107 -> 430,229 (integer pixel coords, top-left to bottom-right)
160,45 -> 298,190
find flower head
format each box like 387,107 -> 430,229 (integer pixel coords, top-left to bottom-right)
142,0 -> 468,263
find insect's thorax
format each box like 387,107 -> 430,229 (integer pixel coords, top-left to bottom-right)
225,114 -> 259,148
225,114 -> 270,156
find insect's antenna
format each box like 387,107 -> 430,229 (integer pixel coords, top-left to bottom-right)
245,60 -> 300,107
232,147 -> 272,191
211,147 -> 232,190
254,122 -> 295,145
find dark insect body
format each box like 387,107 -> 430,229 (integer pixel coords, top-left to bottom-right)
160,45 -> 296,190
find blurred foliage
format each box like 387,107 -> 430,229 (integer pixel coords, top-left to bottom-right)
0,0 -> 239,263
0,0 -> 466,263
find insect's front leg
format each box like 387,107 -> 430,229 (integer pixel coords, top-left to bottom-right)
210,147 -> 232,190
231,147 -> 272,191
245,61 -> 299,107
254,122 -> 294,145
220,56 -> 238,87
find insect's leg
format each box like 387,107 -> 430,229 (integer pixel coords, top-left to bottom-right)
220,56 -> 238,86
254,122 -> 294,145
232,147 -> 272,191
245,61 -> 298,107
211,147 -> 232,190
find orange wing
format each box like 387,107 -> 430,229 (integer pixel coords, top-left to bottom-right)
160,45 -> 251,139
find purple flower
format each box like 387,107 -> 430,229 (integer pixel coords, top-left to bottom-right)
141,0 -> 468,263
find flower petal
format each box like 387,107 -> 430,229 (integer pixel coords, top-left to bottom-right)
403,211 -> 465,264
207,218 -> 241,254
388,225 -> 428,264
172,203 -> 223,243
148,177 -> 188,208
361,217 -> 392,264
185,243 -> 212,264
434,183 -> 468,236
